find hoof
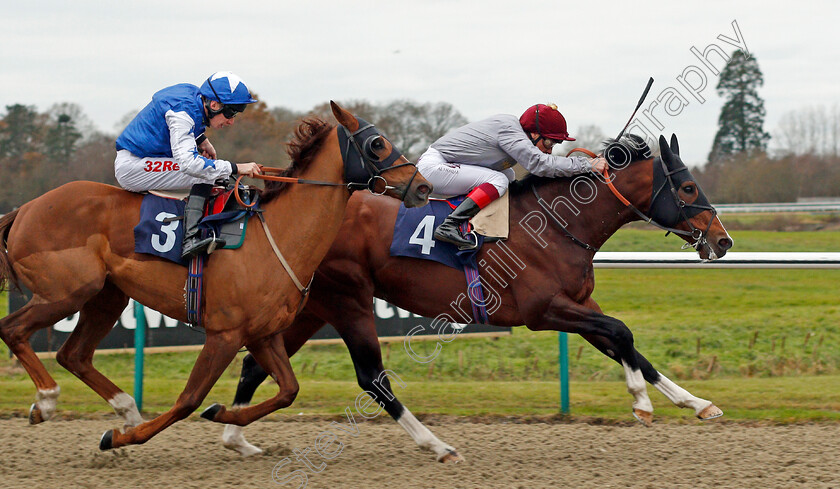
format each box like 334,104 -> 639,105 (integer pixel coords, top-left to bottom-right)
99,430 -> 115,451
200,403 -> 223,421
633,409 -> 654,427
222,425 -> 263,457
438,449 -> 465,464
28,403 -> 45,425
697,404 -> 724,420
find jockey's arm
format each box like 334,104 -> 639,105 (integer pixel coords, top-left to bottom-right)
165,110 -> 235,181
195,134 -> 217,159
498,126 -> 592,178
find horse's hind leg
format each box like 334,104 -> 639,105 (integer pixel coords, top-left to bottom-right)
0,291 -> 95,423
221,352 -> 270,456
55,281 -> 143,430
101,330 -> 243,450
582,298 -> 722,422
334,312 -> 463,463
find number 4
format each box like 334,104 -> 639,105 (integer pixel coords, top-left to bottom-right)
409,215 -> 437,255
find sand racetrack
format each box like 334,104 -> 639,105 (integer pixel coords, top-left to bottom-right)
0,416 -> 837,488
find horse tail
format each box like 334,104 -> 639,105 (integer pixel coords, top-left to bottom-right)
0,208 -> 20,293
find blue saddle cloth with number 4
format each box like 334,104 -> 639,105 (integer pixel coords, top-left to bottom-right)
389,197 -> 483,270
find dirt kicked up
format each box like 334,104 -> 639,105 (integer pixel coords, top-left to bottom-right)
0,416 -> 837,488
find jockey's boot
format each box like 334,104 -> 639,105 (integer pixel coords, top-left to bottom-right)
181,184 -> 225,259
433,197 -> 482,250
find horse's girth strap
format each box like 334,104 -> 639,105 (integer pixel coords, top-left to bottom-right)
257,213 -> 312,296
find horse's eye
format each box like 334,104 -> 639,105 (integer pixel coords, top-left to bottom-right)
371,138 -> 385,151
683,185 -> 695,194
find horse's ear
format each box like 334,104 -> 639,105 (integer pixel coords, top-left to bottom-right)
670,134 -> 680,156
330,101 -> 359,132
658,134 -> 674,165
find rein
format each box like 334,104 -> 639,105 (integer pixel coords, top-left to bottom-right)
532,147 -> 715,253
234,167 -> 368,208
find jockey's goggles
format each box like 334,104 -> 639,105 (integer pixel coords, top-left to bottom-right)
221,104 -> 246,119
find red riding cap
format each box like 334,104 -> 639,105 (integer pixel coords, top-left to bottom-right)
519,104 -> 576,141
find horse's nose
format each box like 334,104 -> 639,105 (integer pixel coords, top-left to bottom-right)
718,236 -> 733,251
417,183 -> 431,197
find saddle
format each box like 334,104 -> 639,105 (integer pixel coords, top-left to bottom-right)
464,191 -> 510,240
153,184 -> 260,251
136,183 -> 260,267
197,185 -> 260,250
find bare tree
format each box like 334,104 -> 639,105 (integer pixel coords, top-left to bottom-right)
773,104 -> 840,158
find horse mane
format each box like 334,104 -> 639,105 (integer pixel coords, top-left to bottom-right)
509,134 -> 653,196
260,117 -> 336,204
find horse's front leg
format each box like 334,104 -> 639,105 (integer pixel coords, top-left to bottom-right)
526,294 -> 653,422
581,298 -> 723,422
201,331 -> 299,426
100,330 -> 243,450
221,311 -> 324,456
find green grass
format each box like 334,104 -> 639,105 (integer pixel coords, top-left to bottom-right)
0,368 -> 837,422
601,227 -> 840,252
1,224 -> 839,422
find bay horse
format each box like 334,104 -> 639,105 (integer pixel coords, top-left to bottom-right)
0,102 -> 431,450
221,134 -> 734,462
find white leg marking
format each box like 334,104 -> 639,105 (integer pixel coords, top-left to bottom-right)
397,407 -> 460,461
35,387 -> 61,421
222,404 -> 263,457
652,374 -> 713,415
622,361 -> 653,413
108,392 -> 145,428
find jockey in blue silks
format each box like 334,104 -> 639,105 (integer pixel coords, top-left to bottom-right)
115,71 -> 262,258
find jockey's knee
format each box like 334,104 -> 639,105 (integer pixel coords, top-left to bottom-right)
486,176 -> 509,198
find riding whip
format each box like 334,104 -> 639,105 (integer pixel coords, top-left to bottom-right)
616,77 -> 654,140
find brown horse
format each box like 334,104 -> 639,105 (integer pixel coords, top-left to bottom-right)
221,134 -> 733,462
0,102 -> 431,450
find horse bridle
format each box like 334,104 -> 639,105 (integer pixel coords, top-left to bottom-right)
339,122 -> 420,200
533,147 -> 717,254
647,159 -> 718,253
234,120 -> 419,206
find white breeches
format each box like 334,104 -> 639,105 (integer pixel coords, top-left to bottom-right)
114,150 -> 217,192
417,148 -> 515,199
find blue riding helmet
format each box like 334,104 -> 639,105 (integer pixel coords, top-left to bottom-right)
199,71 -> 258,106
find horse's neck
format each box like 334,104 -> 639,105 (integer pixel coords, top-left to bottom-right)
584,160 -> 655,247
519,161 -> 653,250
257,134 -> 349,290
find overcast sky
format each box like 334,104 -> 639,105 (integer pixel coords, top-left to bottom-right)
2,0 -> 838,167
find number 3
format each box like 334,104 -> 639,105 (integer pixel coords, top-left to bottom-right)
152,211 -> 179,253
409,214 -> 437,255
